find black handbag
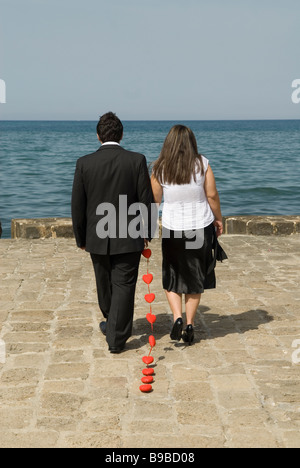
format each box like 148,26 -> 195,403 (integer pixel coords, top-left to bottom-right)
207,229 -> 228,274
216,239 -> 228,262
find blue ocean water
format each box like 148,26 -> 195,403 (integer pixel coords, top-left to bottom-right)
0,120 -> 299,239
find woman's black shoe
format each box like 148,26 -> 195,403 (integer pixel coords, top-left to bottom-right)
170,318 -> 184,341
183,325 -> 195,346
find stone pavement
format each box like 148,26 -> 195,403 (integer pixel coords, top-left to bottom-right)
0,235 -> 299,448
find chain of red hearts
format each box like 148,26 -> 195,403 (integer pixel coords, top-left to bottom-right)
140,248 -> 156,393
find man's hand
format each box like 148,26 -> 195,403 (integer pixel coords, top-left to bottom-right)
144,239 -> 149,249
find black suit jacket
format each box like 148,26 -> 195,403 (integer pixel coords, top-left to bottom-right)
71,144 -> 154,255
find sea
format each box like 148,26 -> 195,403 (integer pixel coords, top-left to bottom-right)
0,120 -> 299,239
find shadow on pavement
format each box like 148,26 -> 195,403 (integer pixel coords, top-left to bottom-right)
129,307 -> 273,350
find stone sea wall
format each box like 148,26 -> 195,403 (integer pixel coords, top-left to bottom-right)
11,218 -> 74,240
8,215 -> 300,239
223,216 -> 300,236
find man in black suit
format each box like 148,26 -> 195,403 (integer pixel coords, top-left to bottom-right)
72,112 -> 154,353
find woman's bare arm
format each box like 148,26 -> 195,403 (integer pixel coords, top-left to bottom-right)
204,165 -> 223,237
151,174 -> 163,205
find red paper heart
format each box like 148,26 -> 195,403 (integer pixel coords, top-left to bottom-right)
149,335 -> 156,348
141,376 -> 154,384
142,368 -> 155,376
143,273 -> 153,285
142,356 -> 154,365
145,293 -> 155,304
142,249 -> 152,259
146,313 -> 157,324
140,384 -> 152,393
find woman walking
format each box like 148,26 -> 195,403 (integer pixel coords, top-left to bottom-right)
151,125 -> 224,345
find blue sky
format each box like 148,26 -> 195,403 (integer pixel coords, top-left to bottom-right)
0,0 -> 299,120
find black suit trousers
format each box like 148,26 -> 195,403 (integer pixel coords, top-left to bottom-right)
91,251 -> 142,348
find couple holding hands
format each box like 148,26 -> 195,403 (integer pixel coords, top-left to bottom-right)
72,112 -> 225,354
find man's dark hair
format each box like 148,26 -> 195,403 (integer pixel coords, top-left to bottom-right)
97,112 -> 123,143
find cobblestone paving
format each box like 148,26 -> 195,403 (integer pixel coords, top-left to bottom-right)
0,236 -> 299,448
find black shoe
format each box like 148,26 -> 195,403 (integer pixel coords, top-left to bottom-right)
99,321 -> 107,336
109,346 -> 124,354
182,325 -> 195,346
170,318 -> 184,341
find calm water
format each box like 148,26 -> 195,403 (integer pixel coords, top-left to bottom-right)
0,120 -> 300,239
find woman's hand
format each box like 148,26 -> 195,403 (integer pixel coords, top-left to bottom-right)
214,220 -> 223,238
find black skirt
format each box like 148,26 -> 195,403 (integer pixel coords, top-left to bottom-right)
162,223 -> 216,295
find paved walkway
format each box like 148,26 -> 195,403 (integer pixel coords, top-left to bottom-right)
0,235 -> 299,448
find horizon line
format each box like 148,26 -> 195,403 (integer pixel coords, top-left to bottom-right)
1,118 -> 300,122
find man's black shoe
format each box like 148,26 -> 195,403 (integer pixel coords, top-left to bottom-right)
109,346 -> 124,354
99,321 -> 107,336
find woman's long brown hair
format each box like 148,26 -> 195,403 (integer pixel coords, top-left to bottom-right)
152,125 -> 204,185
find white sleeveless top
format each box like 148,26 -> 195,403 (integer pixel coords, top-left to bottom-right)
161,156 -> 215,231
